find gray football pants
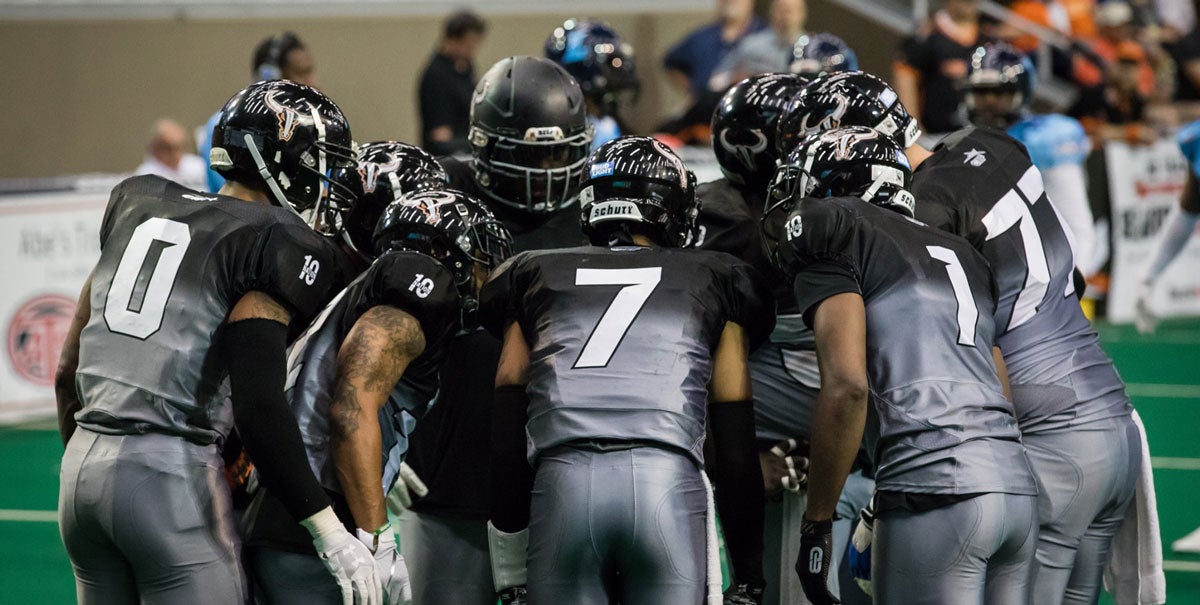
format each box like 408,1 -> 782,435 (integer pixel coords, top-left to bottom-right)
1025,415 -> 1141,605
527,446 -> 707,605
762,470 -> 874,605
58,429 -> 245,605
874,492 -> 1039,605
396,510 -> 495,605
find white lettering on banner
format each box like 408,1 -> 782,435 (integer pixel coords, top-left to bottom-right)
1105,141 -> 1200,323
0,191 -> 107,424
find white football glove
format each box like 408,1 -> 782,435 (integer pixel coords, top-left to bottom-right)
356,525 -> 412,605
302,507 -> 382,605
386,463 -> 430,516
848,505 -> 875,597
1135,295 -> 1159,335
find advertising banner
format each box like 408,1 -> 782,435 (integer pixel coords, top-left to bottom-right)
1105,141 -> 1200,323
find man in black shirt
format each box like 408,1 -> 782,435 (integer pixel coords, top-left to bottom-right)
397,55 -> 592,605
418,10 -> 486,156
894,0 -> 988,136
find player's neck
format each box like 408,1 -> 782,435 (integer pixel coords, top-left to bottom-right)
906,144 -> 933,169
631,234 -> 656,247
218,182 -> 272,205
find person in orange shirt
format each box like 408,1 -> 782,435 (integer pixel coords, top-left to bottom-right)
1073,1 -> 1156,96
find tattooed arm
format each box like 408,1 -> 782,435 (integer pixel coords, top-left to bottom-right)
330,304 -> 427,532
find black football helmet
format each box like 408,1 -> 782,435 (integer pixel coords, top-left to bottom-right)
210,80 -> 357,235
544,19 -> 640,114
964,43 -> 1036,129
711,73 -> 809,190
764,125 -> 915,248
469,56 -> 593,215
328,141 -> 448,259
374,189 -> 513,309
789,32 -> 858,80
579,136 -> 698,247
776,71 -> 920,158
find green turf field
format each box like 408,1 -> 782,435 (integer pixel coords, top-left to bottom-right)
1,320 -> 1197,604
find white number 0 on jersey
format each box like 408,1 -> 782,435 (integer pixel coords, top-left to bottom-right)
104,218 -> 191,339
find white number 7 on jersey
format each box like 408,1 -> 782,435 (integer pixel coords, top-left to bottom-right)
573,267 -> 662,368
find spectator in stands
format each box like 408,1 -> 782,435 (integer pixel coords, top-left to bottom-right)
1072,2 -> 1157,95
708,0 -> 808,91
1073,40 -> 1160,142
664,0 -> 766,102
894,0 -> 990,136
136,119 -> 208,192
419,10 -> 487,156
1162,0 -> 1200,102
196,31 -> 316,193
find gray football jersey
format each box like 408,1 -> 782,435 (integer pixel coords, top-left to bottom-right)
913,127 -> 1130,431
284,251 -> 459,494
778,196 -> 1036,496
74,175 -> 345,446
479,245 -> 774,464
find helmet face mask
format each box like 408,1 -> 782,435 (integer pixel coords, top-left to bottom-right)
469,56 -> 593,214
964,43 -> 1034,129
210,80 -> 356,236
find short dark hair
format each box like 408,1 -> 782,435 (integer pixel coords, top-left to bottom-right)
444,10 -> 487,40
251,32 -> 305,78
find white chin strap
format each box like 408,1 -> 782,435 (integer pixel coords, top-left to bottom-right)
246,133 -> 290,209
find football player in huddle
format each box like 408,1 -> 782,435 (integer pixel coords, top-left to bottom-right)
705,72 -> 874,605
765,127 -> 1040,604
783,71 -> 1140,605
480,136 -> 774,604
394,55 -> 594,605
55,80 -> 371,604
241,142 -> 512,605
545,19 -> 640,150
962,43 -> 1097,275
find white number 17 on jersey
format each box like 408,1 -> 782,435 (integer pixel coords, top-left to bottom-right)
573,267 -> 662,369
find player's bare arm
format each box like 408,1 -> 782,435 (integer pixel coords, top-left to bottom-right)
806,292 -> 869,522
228,289 -> 291,324
54,273 -> 92,447
331,304 -> 426,532
495,320 -> 532,387
708,321 -> 767,591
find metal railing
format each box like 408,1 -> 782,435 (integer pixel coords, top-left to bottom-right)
828,0 -> 1083,110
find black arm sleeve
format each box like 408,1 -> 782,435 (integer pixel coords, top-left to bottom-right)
489,384 -> 534,533
223,318 -> 332,522
709,399 -> 765,586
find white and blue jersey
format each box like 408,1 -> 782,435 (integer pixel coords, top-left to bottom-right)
589,115 -> 622,151
196,110 -> 225,194
1177,119 -> 1200,175
1007,114 -> 1089,170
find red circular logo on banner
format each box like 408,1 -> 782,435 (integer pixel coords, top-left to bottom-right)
6,294 -> 76,387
